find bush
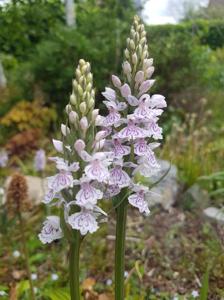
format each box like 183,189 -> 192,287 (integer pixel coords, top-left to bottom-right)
0,100 -> 57,135
147,19 -> 224,50
0,0 -> 64,59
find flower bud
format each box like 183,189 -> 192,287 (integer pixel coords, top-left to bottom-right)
61,124 -> 70,136
76,69 -> 81,79
86,82 -> 92,92
139,80 -> 155,95
120,84 -> 131,98
78,85 -> 83,97
91,90 -> 95,98
87,73 -> 93,83
129,39 -> 135,50
122,61 -> 132,74
52,139 -> 63,153
130,29 -> 135,39
140,37 -> 146,45
124,49 -> 130,59
112,75 -> 122,88
132,53 -> 138,65
79,102 -> 87,114
146,66 -> 155,78
79,76 -> 85,85
80,117 -> 88,133
135,32 -> 140,42
79,59 -> 85,66
70,94 -> 77,105
74,139 -> 86,153
135,71 -> 144,83
138,44 -> 143,55
65,104 -> 72,114
73,79 -> 78,90
144,58 -> 153,68
69,111 -> 78,124
88,98 -> 94,108
81,64 -> 88,74
142,50 -> 148,59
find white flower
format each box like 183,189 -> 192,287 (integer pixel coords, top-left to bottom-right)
102,87 -> 116,102
31,273 -> 38,280
191,290 -> 199,298
0,290 -> 7,296
128,184 -> 150,215
76,180 -> 103,209
48,157 -> 79,172
38,216 -> 63,244
109,166 -> 130,188
83,152 -> 111,183
13,250 -> 21,258
106,279 -> 113,286
68,210 -> 99,235
51,273 -> 59,281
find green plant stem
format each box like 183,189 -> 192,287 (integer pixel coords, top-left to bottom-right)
18,212 -> 36,300
69,231 -> 81,300
115,197 -> 128,300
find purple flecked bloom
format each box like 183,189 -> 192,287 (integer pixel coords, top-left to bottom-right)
68,210 -> 99,235
128,184 -> 150,215
112,138 -> 130,158
39,216 -> 63,244
109,165 -> 131,188
75,178 -> 103,209
34,149 -> 46,172
0,149 -> 8,168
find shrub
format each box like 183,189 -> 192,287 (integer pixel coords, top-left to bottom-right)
0,100 -> 57,134
0,0 -> 64,59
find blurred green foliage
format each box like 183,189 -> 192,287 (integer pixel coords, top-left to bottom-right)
0,0 -> 65,58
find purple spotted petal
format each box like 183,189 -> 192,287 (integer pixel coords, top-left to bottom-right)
68,211 -> 99,235
128,192 -> 150,215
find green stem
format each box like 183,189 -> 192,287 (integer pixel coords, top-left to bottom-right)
115,197 -> 128,300
18,213 -> 36,300
69,231 -> 81,300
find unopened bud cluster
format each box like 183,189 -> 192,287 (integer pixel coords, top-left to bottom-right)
65,59 -> 97,139
123,16 -> 155,91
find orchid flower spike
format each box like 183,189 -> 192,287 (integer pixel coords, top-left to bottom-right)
39,59 -> 112,241
101,15 -> 167,215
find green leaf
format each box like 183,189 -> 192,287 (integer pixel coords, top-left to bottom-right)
199,268 -> 210,300
16,280 -> 30,297
43,288 -> 70,300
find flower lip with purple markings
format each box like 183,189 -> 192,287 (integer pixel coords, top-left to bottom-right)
68,210 -> 99,235
38,216 -> 63,244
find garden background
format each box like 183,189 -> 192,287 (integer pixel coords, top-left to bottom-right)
0,0 -> 224,299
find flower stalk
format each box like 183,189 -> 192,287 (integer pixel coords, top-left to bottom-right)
18,212 -> 36,300
115,196 -> 128,300
69,232 -> 81,300
6,173 -> 35,300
